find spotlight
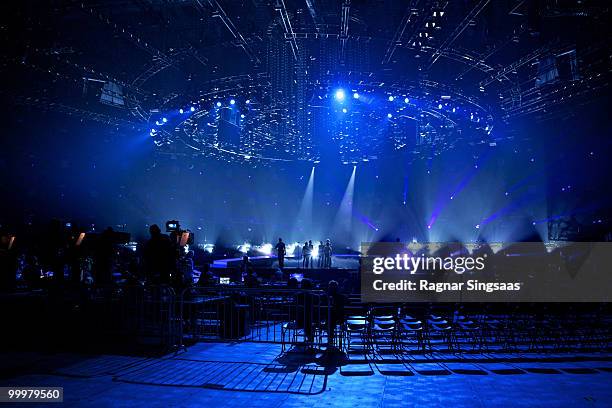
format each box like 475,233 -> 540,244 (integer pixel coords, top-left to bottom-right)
190,106 -> 195,112
404,97 -> 409,103
427,225 -> 431,229
334,89 -> 346,101
388,95 -> 394,102
353,92 -> 359,99
162,117 -> 167,123
216,101 -> 222,107
438,104 -> 442,109
387,113 -> 393,118
342,108 -> 348,113
179,108 -> 184,114
245,99 -> 250,104
230,99 -> 236,105
240,114 -> 245,118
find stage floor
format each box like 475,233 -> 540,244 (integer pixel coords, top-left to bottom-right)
2,343 -> 612,407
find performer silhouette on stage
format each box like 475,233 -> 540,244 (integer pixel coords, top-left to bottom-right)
302,241 -> 311,269
323,239 -> 332,268
275,238 -> 286,269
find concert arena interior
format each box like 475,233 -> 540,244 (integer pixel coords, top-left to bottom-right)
0,1 -> 611,407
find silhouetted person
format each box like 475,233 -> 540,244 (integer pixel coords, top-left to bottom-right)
315,241 -> 323,268
297,278 -> 316,348
275,238 -> 286,269
323,239 -> 332,268
302,241 -> 311,269
22,253 -> 42,289
143,224 -> 174,285
66,225 -> 84,285
287,276 -> 299,289
41,219 -> 65,284
93,227 -> 115,285
326,280 -> 347,346
308,240 -> 314,268
0,234 -> 18,291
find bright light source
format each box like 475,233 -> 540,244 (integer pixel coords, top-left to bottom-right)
240,114 -> 245,118
342,108 -> 348,113
230,99 -> 236,105
238,243 -> 251,253
245,99 -> 250,104
438,103 -> 442,109
353,92 -> 359,99
334,89 -> 346,101
475,224 -> 480,229
404,97 -> 409,103
216,101 -> 222,107
387,113 -> 392,118
388,95 -> 394,101
257,243 -> 273,255
162,117 -> 168,123
190,106 -> 195,112
179,108 -> 184,114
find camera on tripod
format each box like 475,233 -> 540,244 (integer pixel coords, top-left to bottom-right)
165,220 -> 194,247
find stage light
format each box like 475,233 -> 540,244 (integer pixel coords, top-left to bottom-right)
190,106 -> 195,112
342,108 -> 348,113
427,225 -> 431,229
230,99 -> 236,105
162,117 -> 168,123
216,101 -> 222,107
438,103 -> 442,109
245,99 -> 250,104
404,97 -> 409,103
387,113 -> 392,118
452,107 -> 456,113
240,114 -> 245,118
475,224 -> 480,229
257,243 -> 273,255
353,92 -> 359,99
388,95 -> 394,102
179,108 -> 184,114
334,89 -> 346,101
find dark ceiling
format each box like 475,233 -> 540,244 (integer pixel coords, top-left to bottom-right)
0,0 -> 609,163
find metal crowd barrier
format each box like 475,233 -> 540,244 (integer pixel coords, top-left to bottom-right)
179,287 -> 335,350
85,284 -> 181,351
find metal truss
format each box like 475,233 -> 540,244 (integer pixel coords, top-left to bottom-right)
197,0 -> 261,64
479,46 -> 549,88
427,0 -> 490,69
274,0 -> 298,60
11,94 -> 144,128
80,3 -> 173,66
340,0 -> 351,62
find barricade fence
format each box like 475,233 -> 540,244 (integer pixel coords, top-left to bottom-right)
73,285 -> 610,353
82,285 -> 181,351
179,287 -> 334,350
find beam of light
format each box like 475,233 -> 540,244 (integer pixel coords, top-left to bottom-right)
427,152 -> 491,229
478,192 -> 536,227
292,167 -> 315,240
402,176 -> 408,205
332,166 -> 356,242
356,212 -> 379,231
